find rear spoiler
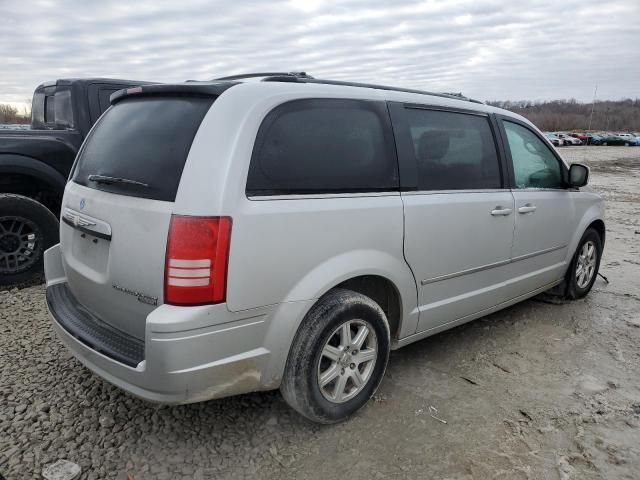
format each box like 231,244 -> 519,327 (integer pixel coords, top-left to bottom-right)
110,82 -> 238,105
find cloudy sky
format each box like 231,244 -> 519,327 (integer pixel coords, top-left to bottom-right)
2,0 -> 639,110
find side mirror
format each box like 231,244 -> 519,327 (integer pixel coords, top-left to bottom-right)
569,163 -> 589,187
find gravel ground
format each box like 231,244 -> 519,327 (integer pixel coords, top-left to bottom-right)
1,146 -> 640,479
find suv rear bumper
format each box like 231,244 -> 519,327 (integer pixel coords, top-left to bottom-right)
44,244 -> 273,404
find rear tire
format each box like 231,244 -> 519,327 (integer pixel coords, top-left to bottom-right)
281,288 -> 390,424
0,194 -> 59,288
565,228 -> 602,299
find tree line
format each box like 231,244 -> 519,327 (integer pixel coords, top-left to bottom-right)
486,98 -> 640,132
0,104 -> 30,124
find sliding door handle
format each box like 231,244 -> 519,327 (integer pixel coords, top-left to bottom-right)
490,207 -> 512,216
518,204 -> 537,214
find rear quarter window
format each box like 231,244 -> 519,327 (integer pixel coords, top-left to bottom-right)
72,96 -> 213,202
246,98 -> 399,196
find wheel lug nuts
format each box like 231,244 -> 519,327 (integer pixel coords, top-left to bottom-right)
341,368 -> 345,375
350,363 -> 355,369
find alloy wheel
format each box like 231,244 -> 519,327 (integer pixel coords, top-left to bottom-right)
576,240 -> 597,289
0,216 -> 41,274
317,319 -> 378,403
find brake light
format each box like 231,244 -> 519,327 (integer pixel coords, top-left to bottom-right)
164,215 -> 232,305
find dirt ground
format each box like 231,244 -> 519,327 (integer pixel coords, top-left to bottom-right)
1,146 -> 639,480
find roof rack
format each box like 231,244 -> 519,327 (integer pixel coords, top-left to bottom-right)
210,72 -> 484,104
213,72 -> 314,81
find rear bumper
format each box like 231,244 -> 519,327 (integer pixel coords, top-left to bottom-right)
44,244 -> 274,404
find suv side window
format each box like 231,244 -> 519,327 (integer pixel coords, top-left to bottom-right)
503,121 -> 564,189
403,107 -> 502,190
246,99 -> 398,196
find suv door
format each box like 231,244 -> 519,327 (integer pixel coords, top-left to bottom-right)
389,103 -> 515,333
499,118 -> 575,297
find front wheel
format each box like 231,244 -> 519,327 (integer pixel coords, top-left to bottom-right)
0,194 -> 59,288
281,288 -> 390,424
565,228 -> 602,299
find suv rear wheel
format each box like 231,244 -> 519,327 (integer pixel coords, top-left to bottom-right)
0,194 -> 59,288
281,288 -> 390,424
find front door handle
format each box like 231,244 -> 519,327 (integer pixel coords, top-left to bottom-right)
518,204 -> 537,214
490,206 -> 513,216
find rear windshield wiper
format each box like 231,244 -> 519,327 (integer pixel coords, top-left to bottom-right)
88,174 -> 149,188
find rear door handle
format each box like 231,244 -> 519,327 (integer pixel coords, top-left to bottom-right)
518,204 -> 537,214
490,206 -> 513,216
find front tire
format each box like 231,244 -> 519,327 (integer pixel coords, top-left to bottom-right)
281,288 -> 390,424
0,194 -> 59,288
565,228 -> 602,299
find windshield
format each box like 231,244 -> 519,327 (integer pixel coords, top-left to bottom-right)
72,95 -> 214,202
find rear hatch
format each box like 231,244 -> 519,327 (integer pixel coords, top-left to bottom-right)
61,84 -> 230,340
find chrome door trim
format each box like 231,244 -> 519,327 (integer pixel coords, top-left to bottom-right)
401,189 -> 510,196
420,244 -> 567,286
421,258 -> 511,285
510,244 -> 567,263
247,191 -> 401,201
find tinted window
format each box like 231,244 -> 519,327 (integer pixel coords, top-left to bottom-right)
404,108 -> 502,190
44,96 -> 55,124
73,96 -> 213,201
247,99 -> 398,195
54,89 -> 74,129
32,92 -> 45,125
503,121 -> 564,189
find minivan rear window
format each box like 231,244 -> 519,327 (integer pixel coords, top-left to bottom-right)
72,96 -> 213,202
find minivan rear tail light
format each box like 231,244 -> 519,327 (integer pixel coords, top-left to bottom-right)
164,216 -> 232,305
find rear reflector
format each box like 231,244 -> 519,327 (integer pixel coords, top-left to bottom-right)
164,216 -> 232,305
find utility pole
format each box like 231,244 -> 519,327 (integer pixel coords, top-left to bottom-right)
587,84 -> 597,132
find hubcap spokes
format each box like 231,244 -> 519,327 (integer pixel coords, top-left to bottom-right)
318,320 -> 378,403
576,240 -> 597,289
0,216 -> 40,274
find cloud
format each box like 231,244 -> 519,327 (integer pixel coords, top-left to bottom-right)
1,0 -> 639,107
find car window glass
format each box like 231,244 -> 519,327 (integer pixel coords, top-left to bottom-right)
44,96 -> 55,124
32,92 -> 45,125
404,108 -> 501,190
54,89 -> 74,129
73,96 -> 213,202
503,121 -> 564,189
247,99 -> 398,195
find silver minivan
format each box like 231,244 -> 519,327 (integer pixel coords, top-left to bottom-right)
44,73 -> 604,423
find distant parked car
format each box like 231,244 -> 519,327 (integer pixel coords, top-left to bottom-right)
601,134 -> 634,146
617,133 -> 640,145
584,133 -> 604,145
570,133 -> 590,142
544,132 -> 562,146
555,133 -> 582,146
